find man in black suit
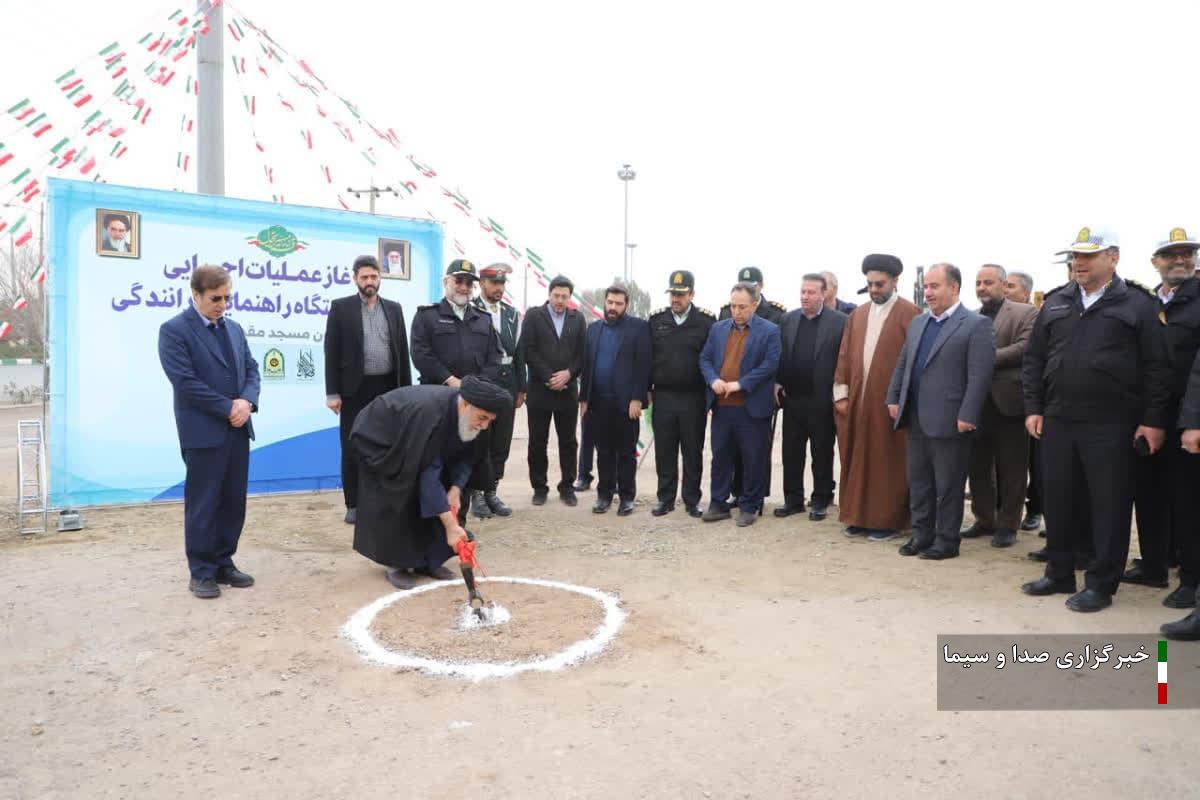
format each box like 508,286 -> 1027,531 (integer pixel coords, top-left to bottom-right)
324,254 -> 412,524
581,284 -> 652,516
774,273 -> 847,521
518,275 -> 588,506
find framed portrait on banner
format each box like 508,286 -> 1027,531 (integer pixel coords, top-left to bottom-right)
376,237 -> 411,280
96,209 -> 140,259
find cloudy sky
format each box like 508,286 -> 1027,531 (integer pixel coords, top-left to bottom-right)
3,0 -> 1197,311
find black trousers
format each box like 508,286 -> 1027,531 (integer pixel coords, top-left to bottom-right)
967,400 -> 1028,531
652,389 -> 707,507
780,394 -> 835,508
1041,418 -> 1135,595
1025,437 -> 1043,517
527,403 -> 578,494
731,410 -> 777,507
339,372 -> 398,508
590,397 -> 639,503
1135,433 -> 1199,577
487,397 -> 517,491
183,427 -> 250,580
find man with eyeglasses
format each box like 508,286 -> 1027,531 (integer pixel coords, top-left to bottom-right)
409,259 -> 503,531
158,264 -> 261,599
1126,228 -> 1200,610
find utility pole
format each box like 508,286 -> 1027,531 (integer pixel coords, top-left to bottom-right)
197,0 -> 225,195
346,182 -> 396,215
617,164 -> 636,282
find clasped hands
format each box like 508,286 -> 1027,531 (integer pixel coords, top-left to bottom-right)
228,398 -> 253,428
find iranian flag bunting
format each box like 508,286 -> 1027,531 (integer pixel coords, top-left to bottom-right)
0,322 -> 12,340
12,296 -> 27,311
31,264 -> 46,284
14,230 -> 32,247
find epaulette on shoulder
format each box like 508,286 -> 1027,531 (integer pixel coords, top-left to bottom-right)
417,303 -> 438,311
770,301 -> 787,311
1124,278 -> 1155,298
1043,282 -> 1071,299
696,306 -> 716,318
651,306 -> 669,316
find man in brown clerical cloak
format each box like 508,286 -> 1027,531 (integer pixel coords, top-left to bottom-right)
833,254 -> 922,539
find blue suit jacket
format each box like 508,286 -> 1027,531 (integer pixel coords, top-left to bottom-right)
158,308 -> 261,449
580,315 -> 652,407
699,314 -> 782,419
885,304 -> 995,438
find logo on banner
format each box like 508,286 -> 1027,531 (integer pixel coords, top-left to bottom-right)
246,225 -> 308,257
263,348 -> 286,379
297,349 -> 315,381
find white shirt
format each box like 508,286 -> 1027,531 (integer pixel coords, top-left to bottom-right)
832,291 -> 900,403
1159,286 -> 1175,305
672,305 -> 691,325
482,299 -> 503,333
1079,282 -> 1107,310
932,301 -> 961,322
449,299 -> 468,320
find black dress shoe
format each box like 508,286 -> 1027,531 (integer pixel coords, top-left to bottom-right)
592,497 -> 612,514
418,565 -> 456,581
1020,513 -> 1042,531
735,510 -> 757,527
1161,610 -> 1200,640
559,489 -> 578,507
808,504 -> 828,521
617,499 -> 635,516
470,490 -> 494,519
1066,588 -> 1112,613
773,504 -> 805,518
702,504 -> 731,522
573,477 -> 593,492
685,504 -> 703,518
1021,576 -> 1076,595
960,522 -> 993,539
1163,583 -> 1197,609
189,577 -> 220,598
344,507 -> 357,524
899,537 -> 932,557
386,568 -> 416,590
531,490 -> 548,506
844,525 -> 870,538
919,542 -> 960,560
1027,547 -> 1049,562
484,491 -> 512,517
1121,564 -> 1169,588
651,501 -> 674,516
990,528 -> 1017,548
215,565 -> 254,588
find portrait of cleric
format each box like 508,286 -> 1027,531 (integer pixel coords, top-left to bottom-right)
376,238 -> 411,280
96,209 -> 140,258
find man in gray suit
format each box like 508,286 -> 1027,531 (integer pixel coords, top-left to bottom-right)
887,263 -> 995,560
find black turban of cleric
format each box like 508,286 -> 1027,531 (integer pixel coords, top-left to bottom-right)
459,375 -> 513,414
861,253 -> 903,278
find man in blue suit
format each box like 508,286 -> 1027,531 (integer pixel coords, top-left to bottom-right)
887,263 -> 995,560
700,281 -> 782,527
580,284 -> 652,516
158,264 -> 261,599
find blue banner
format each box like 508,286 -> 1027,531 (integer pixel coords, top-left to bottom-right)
47,177 -> 442,507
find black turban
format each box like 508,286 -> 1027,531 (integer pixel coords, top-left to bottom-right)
861,253 -> 903,278
459,375 -> 513,414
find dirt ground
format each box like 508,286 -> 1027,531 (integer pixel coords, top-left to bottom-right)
1,404 -> 1196,799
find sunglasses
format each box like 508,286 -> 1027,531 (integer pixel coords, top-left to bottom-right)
207,294 -> 233,303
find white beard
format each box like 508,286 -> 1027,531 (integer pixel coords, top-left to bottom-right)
458,413 -> 480,442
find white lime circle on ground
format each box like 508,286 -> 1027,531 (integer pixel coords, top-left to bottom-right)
341,576 -> 626,681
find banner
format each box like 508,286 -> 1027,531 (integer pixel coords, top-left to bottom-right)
47,177 -> 443,507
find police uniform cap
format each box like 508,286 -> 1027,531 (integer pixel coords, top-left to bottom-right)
666,270 -> 696,293
446,259 -> 479,279
738,266 -> 764,284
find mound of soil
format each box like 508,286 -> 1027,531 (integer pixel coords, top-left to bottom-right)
369,581 -> 608,663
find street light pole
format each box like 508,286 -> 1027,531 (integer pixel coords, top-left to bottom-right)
346,181 -> 397,215
617,163 -> 636,282
626,242 -> 637,288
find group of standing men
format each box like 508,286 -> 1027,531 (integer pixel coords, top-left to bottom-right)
159,231 -> 1200,641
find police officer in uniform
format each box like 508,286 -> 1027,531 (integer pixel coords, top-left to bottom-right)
1020,227 -> 1172,613
1125,228 -> 1200,607
648,270 -> 716,517
470,263 -> 527,519
719,266 -> 786,511
410,259 -> 503,517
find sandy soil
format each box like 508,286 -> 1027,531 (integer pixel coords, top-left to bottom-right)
1,404 -> 1196,799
